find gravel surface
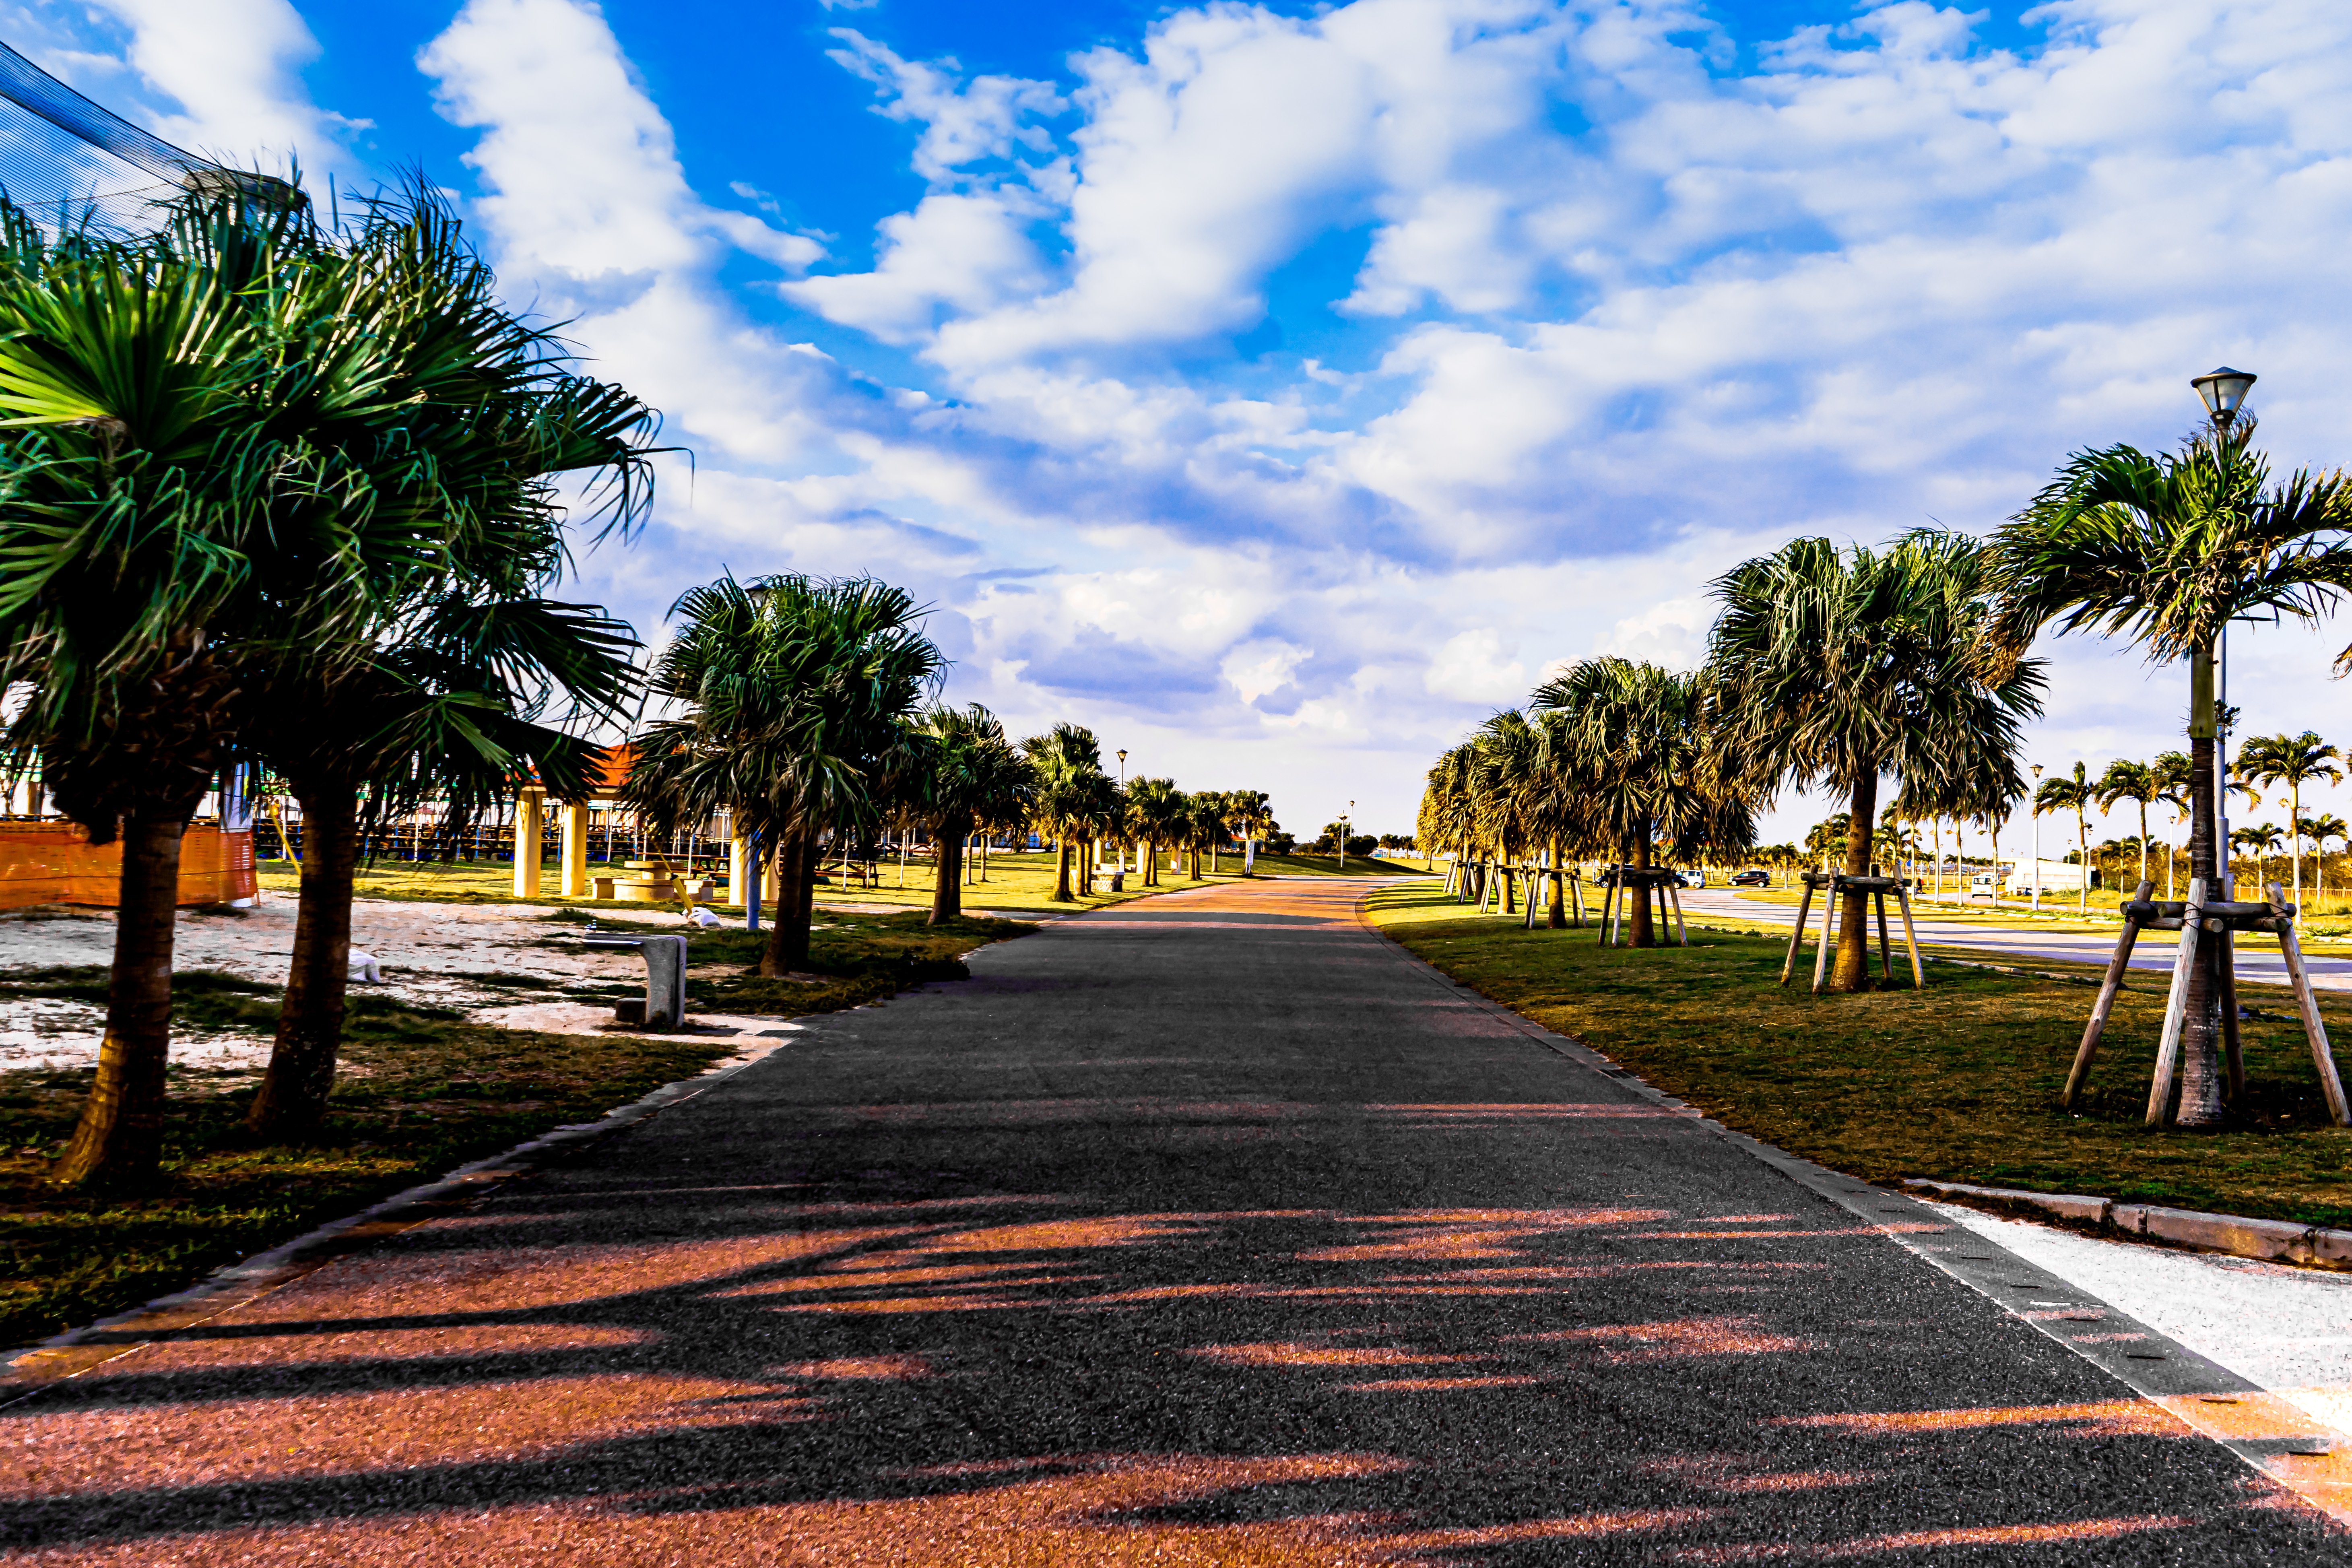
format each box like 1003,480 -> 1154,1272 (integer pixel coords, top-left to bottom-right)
0,877 -> 2340,1562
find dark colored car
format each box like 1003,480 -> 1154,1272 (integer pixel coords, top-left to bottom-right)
1729,869 -> 1771,887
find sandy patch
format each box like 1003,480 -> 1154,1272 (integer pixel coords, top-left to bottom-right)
0,894 -> 787,1074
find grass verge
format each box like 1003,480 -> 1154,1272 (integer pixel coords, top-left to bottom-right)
0,910 -> 1033,1350
1366,881 -> 2352,1228
254,846 -> 1429,914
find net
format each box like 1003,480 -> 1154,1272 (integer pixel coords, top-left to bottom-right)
0,38 -> 301,231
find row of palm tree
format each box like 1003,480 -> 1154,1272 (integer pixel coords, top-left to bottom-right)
623,580 -> 1281,959
0,185 -> 661,1186
1460,414 -> 2348,1127
1423,530 -> 2042,973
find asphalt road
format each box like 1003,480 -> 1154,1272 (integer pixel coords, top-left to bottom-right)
1681,887 -> 2352,992
3,878 -> 2342,1562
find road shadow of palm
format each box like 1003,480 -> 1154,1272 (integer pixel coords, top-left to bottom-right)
3,1127 -> 2309,1564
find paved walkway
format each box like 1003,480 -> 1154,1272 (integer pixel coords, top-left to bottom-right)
3,879 -> 2344,1561
1683,888 -> 2352,992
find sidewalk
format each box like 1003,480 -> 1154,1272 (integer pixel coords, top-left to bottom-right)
1928,1200 -> 2352,1444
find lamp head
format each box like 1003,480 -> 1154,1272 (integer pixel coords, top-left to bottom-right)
2191,366 -> 2257,425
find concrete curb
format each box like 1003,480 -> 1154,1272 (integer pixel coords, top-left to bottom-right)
1,1029 -> 801,1394
1904,1178 -> 2352,1271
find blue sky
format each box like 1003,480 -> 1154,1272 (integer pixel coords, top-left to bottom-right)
15,0 -> 2352,849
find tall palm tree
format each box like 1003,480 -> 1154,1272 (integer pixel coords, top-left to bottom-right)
1021,723 -> 1107,901
2035,761 -> 2097,913
1419,744 -> 1479,898
1533,659 -> 1754,948
0,187 -> 553,1185
2150,749 -> 2195,899
2236,731 -> 2341,906
1711,531 -> 2043,990
2092,759 -> 2159,893
627,574 -> 941,974
1992,418 -> 2352,1124
236,196 -> 661,1141
1226,790 -> 1274,875
2233,823 -> 2284,887
901,704 -> 1032,924
1126,777 -> 1185,887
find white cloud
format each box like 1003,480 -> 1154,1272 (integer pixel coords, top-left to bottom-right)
825,30 -> 1063,185
784,192 -> 1048,342
1423,627 -> 1526,703
89,0 -> 363,177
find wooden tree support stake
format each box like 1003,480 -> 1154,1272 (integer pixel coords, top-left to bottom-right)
1667,881 -> 1689,947
1893,885 -> 1925,989
2146,877 -> 2206,1126
2272,882 -> 2352,1126
2065,879 -> 2150,1110
1781,875 -> 1818,986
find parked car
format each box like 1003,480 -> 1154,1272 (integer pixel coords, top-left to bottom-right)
1672,870 -> 1704,888
1729,869 -> 1770,887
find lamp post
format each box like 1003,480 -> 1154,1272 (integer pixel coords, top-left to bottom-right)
1116,750 -> 1129,871
2030,763 -> 2043,913
1339,801 -> 1353,870
2192,367 -> 2255,897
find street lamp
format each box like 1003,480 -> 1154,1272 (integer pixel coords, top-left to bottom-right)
1339,801 -> 1353,870
2191,367 -> 2255,891
2191,366 -> 2257,427
2030,763 -> 2043,913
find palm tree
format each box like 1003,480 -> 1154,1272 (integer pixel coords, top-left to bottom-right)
2034,762 -> 2097,913
2309,813 -> 2350,907
2150,750 -> 2194,898
237,197 -> 661,1141
0,187 -> 551,1184
903,704 -> 1032,924
2236,731 -> 2341,906
627,574 -> 941,974
1419,744 -> 1479,898
1022,723 -> 1107,901
2233,823 -> 2284,887
1226,790 -> 1273,875
1126,777 -> 1185,887
1710,532 -> 2043,990
1188,792 -> 1231,880
1533,659 -> 1755,947
2089,759 -> 2157,895
1992,418 -> 2352,1124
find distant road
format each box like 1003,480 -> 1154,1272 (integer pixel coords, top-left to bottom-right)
1681,887 -> 2352,992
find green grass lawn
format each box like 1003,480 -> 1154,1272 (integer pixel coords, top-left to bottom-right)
256,845 -> 1429,915
0,910 -> 1033,1350
1366,881 -> 2352,1228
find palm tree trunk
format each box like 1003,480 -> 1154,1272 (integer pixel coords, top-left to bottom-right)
1052,837 -> 1074,902
2138,803 -> 2150,891
2177,725 -> 2227,1125
1831,772 -> 1879,990
1547,838 -> 1567,928
245,778 -> 360,1139
54,810 -> 187,1186
763,829 -> 814,975
929,812 -> 969,925
1630,830 -> 1657,948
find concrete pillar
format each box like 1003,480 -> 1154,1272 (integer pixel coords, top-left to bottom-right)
513,787 -> 544,898
729,834 -> 749,908
642,935 -> 688,1029
560,801 -> 590,897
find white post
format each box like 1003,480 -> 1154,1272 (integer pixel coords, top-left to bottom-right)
512,787 -> 544,898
